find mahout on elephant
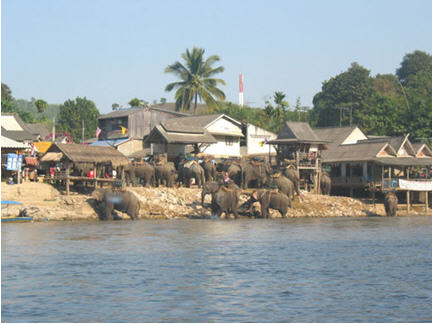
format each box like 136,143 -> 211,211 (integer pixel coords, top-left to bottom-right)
201,159 -> 217,182
283,165 -> 300,196
154,162 -> 176,187
247,189 -> 290,218
242,160 -> 272,189
271,174 -> 295,200
201,180 -> 239,206
384,191 -> 398,216
178,160 -> 205,188
211,186 -> 242,219
91,188 -> 140,220
320,172 -> 332,195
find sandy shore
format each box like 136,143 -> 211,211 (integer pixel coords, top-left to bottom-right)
1,181 -> 430,221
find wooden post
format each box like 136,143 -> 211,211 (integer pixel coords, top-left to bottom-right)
65,161 -> 70,196
406,167 -> 410,212
349,163 -> 353,197
94,164 -> 98,188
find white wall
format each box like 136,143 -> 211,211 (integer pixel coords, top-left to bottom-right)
246,124 -> 276,155
202,135 -> 240,157
342,127 -> 368,145
206,117 -> 243,136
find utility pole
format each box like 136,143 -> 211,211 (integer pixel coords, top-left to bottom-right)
81,120 -> 85,144
52,117 -> 56,142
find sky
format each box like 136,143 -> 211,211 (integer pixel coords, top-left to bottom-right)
2,0 -> 432,114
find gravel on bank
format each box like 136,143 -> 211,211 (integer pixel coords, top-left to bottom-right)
1,182 -> 430,221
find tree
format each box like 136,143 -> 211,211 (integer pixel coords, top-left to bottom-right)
112,103 -> 120,110
57,97 -> 100,142
160,97 -> 167,104
165,47 -> 226,113
129,98 -> 141,108
1,82 -> 15,113
396,50 -> 432,86
272,91 -> 289,121
35,99 -> 48,113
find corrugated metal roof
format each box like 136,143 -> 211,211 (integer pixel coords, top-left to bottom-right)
1,136 -> 30,148
146,125 -> 217,144
1,115 -> 23,131
313,126 -> 359,148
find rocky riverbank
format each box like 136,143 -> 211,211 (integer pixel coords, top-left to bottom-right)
1,182 -> 430,221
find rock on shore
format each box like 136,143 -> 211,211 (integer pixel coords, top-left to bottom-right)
1,182 -> 429,221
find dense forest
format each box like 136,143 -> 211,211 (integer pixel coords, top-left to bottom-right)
2,50 -> 431,143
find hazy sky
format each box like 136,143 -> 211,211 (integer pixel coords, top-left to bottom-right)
2,0 -> 432,114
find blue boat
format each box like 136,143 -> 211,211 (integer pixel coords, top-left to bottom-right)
1,201 -> 33,223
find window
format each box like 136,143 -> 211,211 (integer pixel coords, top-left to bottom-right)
225,136 -> 233,146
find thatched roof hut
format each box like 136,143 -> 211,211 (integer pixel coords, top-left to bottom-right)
41,143 -> 130,167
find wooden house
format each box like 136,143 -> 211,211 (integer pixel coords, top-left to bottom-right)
40,143 -> 130,195
97,106 -> 188,156
145,114 -> 244,158
267,121 -> 329,192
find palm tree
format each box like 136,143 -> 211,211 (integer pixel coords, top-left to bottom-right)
272,91 -> 289,120
165,47 -> 226,113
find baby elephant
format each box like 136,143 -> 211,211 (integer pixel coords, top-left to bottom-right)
91,188 -> 140,220
250,189 -> 290,218
384,191 -> 398,217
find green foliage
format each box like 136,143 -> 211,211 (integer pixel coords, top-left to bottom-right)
165,47 -> 226,113
57,97 -> 100,142
112,103 -> 120,110
310,52 -> 432,139
129,98 -> 141,107
35,99 -> 48,113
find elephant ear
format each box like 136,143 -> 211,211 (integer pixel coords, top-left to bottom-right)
262,190 -> 272,207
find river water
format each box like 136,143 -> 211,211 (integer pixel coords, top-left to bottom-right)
2,216 -> 431,322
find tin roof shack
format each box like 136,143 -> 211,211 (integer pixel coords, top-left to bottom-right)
97,106 -> 188,156
267,121 -> 329,193
1,136 -> 30,182
146,114 -> 243,159
40,143 -> 130,195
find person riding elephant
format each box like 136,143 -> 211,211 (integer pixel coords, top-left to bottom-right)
201,159 -> 217,182
91,188 -> 140,220
211,186 -> 242,219
384,191 -> 398,216
179,161 -> 205,188
201,179 -> 239,206
283,165 -> 300,195
248,189 -> 290,218
134,163 -> 155,187
154,162 -> 176,187
320,172 -> 332,195
272,174 -> 295,201
242,160 -> 272,189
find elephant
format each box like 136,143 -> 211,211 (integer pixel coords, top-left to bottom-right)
134,163 -> 155,187
227,164 -> 243,186
201,180 -> 239,206
179,161 -> 205,188
283,166 -> 300,196
249,189 -> 290,218
154,162 -> 176,187
201,160 -> 217,182
320,172 -> 332,195
384,191 -> 398,216
123,164 -> 137,186
242,161 -> 272,189
211,186 -> 242,219
91,188 -> 140,220
272,175 -> 295,201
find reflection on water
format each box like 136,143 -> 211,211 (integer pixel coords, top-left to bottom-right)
2,216 -> 432,322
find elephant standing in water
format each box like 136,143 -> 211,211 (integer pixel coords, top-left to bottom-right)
91,188 -> 140,220
211,187 -> 242,219
320,172 -> 332,195
384,191 -> 398,216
